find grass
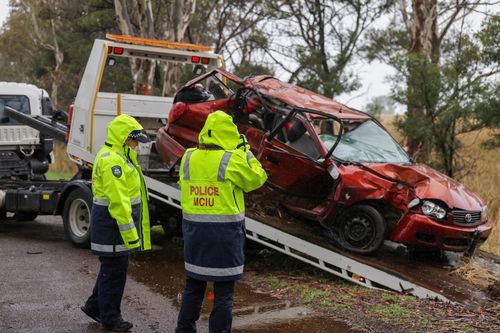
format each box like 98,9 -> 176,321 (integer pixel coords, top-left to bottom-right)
45,170 -> 74,180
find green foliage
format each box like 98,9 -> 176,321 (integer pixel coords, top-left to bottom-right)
0,0 -> 116,110
233,61 -> 274,79
377,10 -> 500,176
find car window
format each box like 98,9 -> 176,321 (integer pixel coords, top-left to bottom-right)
0,95 -> 31,125
273,112 -> 321,159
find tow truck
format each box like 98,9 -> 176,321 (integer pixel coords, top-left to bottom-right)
1,34 -> 495,305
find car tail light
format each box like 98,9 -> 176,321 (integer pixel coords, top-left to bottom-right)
201,57 -> 210,64
191,56 -> 200,63
168,102 -> 187,123
113,47 -> 124,55
65,104 -> 74,142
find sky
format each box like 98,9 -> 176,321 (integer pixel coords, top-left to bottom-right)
0,1 -> 8,27
0,2 -> 495,112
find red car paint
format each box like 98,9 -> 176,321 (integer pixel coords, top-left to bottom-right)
156,69 -> 492,254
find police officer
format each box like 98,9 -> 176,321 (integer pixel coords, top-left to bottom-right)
175,111 -> 267,333
81,114 -> 151,332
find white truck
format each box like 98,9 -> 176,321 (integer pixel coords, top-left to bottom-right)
0,82 -> 54,180
0,34 -> 454,301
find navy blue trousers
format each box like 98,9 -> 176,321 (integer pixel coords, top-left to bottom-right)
85,255 -> 129,327
176,277 -> 235,333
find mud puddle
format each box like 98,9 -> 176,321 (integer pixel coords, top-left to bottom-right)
128,246 -> 360,332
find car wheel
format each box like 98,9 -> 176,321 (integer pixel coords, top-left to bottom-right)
332,204 -> 386,255
63,188 -> 92,248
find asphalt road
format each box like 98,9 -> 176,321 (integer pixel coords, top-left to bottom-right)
0,216 -> 188,333
0,216 -> 357,333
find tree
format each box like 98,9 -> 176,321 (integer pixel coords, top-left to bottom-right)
367,2 -> 499,176
0,0 -> 115,109
187,0 -> 272,76
365,95 -> 396,119
266,0 -> 392,97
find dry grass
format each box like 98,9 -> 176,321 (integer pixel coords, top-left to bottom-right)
49,141 -> 78,175
453,258 -> 500,287
381,115 -> 500,255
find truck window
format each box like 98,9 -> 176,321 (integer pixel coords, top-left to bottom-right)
100,56 -> 207,97
0,95 -> 31,125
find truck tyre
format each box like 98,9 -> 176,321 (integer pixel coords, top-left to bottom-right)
332,204 -> 386,255
63,188 -> 92,248
161,214 -> 182,240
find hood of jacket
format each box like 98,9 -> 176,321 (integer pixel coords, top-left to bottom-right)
106,114 -> 144,148
198,111 -> 240,150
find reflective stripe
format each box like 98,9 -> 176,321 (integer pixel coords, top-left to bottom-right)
91,243 -> 129,252
217,152 -> 232,181
93,196 -> 141,206
246,151 -> 255,167
130,196 -> 141,205
183,212 -> 245,222
101,152 -> 110,158
118,221 -> 136,231
183,151 -> 193,180
93,198 -> 109,206
185,262 -> 244,277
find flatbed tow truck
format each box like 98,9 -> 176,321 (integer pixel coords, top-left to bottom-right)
1,34 -> 497,307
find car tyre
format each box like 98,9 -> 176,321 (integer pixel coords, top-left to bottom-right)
332,204 -> 386,255
63,188 -> 92,248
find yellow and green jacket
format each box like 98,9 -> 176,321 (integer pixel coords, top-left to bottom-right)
179,111 -> 267,281
90,114 -> 150,256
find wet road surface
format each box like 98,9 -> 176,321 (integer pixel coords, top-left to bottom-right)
0,216 -> 359,333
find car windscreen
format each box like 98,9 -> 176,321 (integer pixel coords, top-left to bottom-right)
319,120 -> 410,164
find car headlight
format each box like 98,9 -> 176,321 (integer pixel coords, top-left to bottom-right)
421,200 -> 447,219
481,205 -> 488,221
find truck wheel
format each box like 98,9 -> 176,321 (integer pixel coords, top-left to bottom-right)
161,214 -> 182,240
15,212 -> 38,221
63,188 -> 92,248
332,204 -> 386,255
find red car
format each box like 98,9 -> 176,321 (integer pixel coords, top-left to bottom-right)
156,68 -> 492,255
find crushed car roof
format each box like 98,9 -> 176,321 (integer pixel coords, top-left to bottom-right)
246,76 -> 370,120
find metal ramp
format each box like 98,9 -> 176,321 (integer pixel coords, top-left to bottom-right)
145,176 -> 450,302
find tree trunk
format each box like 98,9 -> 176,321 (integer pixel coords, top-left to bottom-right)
161,0 -> 196,97
404,0 -> 439,161
26,0 -> 65,107
114,0 -> 156,95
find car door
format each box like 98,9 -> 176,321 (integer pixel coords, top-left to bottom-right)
251,114 -> 334,199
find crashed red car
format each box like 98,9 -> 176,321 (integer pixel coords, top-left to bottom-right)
156,68 -> 492,255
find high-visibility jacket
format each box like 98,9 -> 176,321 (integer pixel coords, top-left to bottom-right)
90,114 -> 151,256
179,111 -> 267,281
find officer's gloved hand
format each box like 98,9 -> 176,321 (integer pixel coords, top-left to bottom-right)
236,134 -> 249,152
